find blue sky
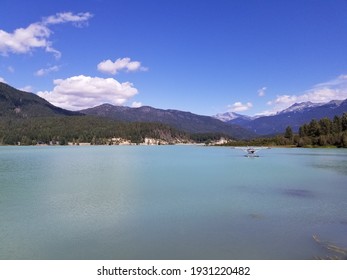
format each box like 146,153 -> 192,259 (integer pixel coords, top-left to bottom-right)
1,0 -> 347,116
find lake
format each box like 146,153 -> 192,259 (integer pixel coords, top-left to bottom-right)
0,145 -> 346,259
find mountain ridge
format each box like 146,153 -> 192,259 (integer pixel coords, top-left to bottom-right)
5,80 -> 345,139
80,103 -> 255,139
216,99 -> 347,135
280,101 -> 322,114
213,111 -> 256,122
0,82 -> 80,118
0,82 -> 255,140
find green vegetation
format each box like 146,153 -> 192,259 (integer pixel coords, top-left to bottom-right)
2,81 -> 346,147
0,82 -> 79,118
0,115 -> 231,145
2,113 -> 347,147
190,132 -> 229,144
296,113 -> 347,147
0,82 -> 248,144
222,113 -> 347,148
0,116 -> 192,145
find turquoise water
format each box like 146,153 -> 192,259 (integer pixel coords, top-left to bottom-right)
0,146 -> 346,260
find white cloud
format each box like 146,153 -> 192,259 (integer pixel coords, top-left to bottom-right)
7,66 -> 15,73
267,95 -> 297,106
0,12 -> 92,58
97,57 -> 148,75
266,74 -> 347,113
0,23 -> 54,56
37,75 -> 138,110
131,101 -> 142,108
258,86 -> 266,97
0,77 -> 6,83
43,12 -> 92,26
35,65 -> 60,76
228,101 -> 253,112
20,85 -> 33,92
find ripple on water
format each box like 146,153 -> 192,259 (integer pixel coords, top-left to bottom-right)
283,189 -> 314,198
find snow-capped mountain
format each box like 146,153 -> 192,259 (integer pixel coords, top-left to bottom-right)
213,112 -> 255,122
279,101 -> 323,114
216,99 -> 347,135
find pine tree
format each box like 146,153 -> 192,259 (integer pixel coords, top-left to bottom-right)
284,126 -> 293,139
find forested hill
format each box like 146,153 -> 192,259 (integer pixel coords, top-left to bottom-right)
0,82 -> 243,145
0,82 -> 80,118
0,82 -> 255,142
80,104 -> 255,139
0,116 -> 191,145
223,113 -> 347,148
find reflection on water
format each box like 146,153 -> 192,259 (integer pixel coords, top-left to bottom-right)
0,146 -> 347,259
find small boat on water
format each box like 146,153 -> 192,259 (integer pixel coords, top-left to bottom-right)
245,147 -> 259,157
234,146 -> 270,157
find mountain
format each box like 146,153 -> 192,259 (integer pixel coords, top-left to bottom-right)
213,112 -> 257,129
0,82 -> 255,141
0,82 -> 80,118
224,99 -> 347,135
213,111 -> 255,122
80,104 -> 255,139
280,101 -> 323,114
3,81 -> 346,139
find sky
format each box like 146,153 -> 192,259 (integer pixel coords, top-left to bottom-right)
1,0 -> 347,116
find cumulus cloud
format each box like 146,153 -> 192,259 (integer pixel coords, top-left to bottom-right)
35,65 -> 60,76
37,75 -> 138,110
97,57 -> 148,75
0,23 -> 54,56
266,74 -> 347,113
228,101 -> 253,112
0,12 -> 92,58
0,77 -> 6,83
258,86 -> 267,97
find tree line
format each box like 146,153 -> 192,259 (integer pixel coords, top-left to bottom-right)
0,115 -> 229,145
223,113 -> 347,148
0,116 -> 191,145
284,113 -> 347,147
2,112 -> 347,147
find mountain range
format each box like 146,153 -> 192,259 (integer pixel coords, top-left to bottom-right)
214,100 -> 347,135
0,82 -> 253,140
2,81 -> 347,139
79,104 -> 254,139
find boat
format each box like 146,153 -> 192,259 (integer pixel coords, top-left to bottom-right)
234,146 -> 270,157
245,147 -> 259,157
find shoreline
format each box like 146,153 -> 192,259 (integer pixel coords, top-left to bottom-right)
0,143 -> 344,148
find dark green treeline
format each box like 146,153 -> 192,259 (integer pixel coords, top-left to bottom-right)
224,113 -> 347,148
0,116 -> 189,145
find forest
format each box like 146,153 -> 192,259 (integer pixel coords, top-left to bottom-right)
0,116 -> 191,145
223,113 -> 347,148
1,111 -> 347,147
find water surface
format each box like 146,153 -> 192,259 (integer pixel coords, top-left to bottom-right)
0,146 -> 346,259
